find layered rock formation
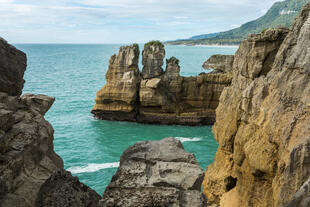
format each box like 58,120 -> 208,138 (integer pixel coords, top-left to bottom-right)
0,39 -> 101,207
92,42 -> 232,125
141,41 -> 165,79
92,44 -> 140,121
100,138 -> 206,207
202,3 -> 310,207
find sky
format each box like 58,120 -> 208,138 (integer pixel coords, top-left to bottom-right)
0,0 -> 282,43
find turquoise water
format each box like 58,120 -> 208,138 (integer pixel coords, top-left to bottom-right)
16,44 -> 237,195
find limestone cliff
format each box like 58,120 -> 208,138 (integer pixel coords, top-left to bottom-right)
202,3 -> 310,207
0,39 -> 101,207
0,38 -> 27,96
100,138 -> 206,207
92,42 -> 232,125
141,41 -> 165,79
92,44 -> 141,121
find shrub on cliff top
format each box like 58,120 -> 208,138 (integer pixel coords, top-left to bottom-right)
144,40 -> 164,49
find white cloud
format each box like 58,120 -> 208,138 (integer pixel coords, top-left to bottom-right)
0,0 -> 283,43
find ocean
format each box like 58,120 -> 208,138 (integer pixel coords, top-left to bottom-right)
16,43 -> 237,195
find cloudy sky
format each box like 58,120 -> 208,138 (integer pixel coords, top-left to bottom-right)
0,0 -> 281,43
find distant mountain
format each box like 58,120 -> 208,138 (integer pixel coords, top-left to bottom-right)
189,33 -> 219,40
166,0 -> 309,45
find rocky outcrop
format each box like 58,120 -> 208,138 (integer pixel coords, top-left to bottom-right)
0,39 -> 101,207
36,170 -> 101,207
0,37 -> 27,96
202,3 -> 310,207
92,42 -> 233,125
100,138 -> 206,207
92,44 -> 141,121
202,54 -> 234,73
141,41 -> 165,79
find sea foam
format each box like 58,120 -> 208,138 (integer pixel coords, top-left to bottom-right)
175,137 -> 202,143
67,162 -> 120,174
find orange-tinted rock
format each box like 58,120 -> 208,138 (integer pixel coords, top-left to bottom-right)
92,44 -> 141,121
203,3 -> 310,207
92,47 -> 232,125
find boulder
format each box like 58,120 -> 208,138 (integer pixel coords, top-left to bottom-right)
100,138 -> 206,207
36,170 -> 101,207
202,54 -> 234,73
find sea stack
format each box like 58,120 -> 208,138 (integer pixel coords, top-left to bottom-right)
92,44 -> 141,121
100,138 -> 206,207
202,3 -> 310,207
141,41 -> 165,79
92,41 -> 232,125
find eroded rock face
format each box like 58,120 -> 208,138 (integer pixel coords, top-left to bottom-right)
92,44 -> 141,121
141,41 -> 165,79
0,39 -> 101,207
0,37 -> 27,96
36,170 -> 101,207
93,42 -> 233,125
203,4 -> 310,207
202,54 -> 234,73
100,138 -> 206,207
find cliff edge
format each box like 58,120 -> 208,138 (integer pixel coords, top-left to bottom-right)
203,3 -> 310,207
0,38 -> 101,207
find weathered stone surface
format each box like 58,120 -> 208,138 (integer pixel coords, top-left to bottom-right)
36,170 -> 101,207
0,92 -> 62,207
100,138 -> 206,207
0,92 -> 101,207
141,41 -> 165,79
0,38 -> 101,207
21,93 -> 55,115
0,37 -> 27,96
93,42 -> 232,125
92,44 -> 141,121
202,54 -> 234,73
203,3 -> 310,207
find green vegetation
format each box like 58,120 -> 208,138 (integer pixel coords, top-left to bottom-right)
144,40 -> 164,49
132,43 -> 139,48
167,0 -> 309,45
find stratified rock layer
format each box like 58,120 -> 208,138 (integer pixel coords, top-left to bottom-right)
203,3 -> 310,207
0,37 -> 27,96
92,44 -> 141,121
141,41 -> 165,79
100,138 -> 206,207
92,43 -> 232,125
